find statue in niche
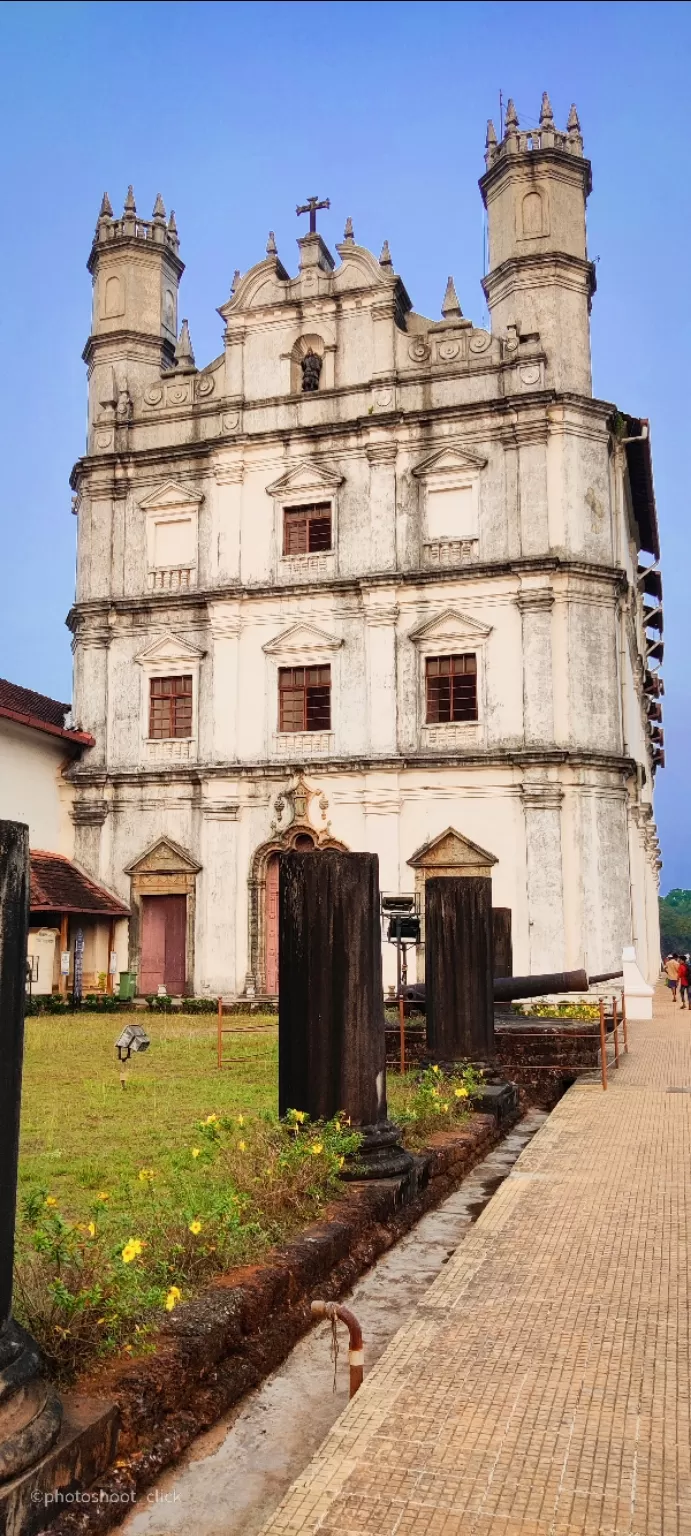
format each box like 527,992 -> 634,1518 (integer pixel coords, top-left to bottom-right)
301,350 -> 322,393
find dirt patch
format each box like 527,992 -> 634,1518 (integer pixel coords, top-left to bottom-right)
48,1113 -> 506,1535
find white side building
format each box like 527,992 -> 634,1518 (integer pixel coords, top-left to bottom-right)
68,96 -> 664,998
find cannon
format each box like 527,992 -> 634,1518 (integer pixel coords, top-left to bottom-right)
403,967 -> 623,1013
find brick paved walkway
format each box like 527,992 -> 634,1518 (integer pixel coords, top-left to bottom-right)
260,988 -> 691,1536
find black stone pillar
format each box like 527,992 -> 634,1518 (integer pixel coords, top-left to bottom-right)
426,875 -> 494,1061
279,850 -> 412,1177
492,907 -> 513,980
0,821 -> 62,1481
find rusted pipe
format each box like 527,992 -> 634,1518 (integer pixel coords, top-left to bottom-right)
311,1299 -> 364,1396
599,998 -> 608,1090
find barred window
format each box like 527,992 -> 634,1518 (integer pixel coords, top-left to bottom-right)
283,503 -> 332,556
425,654 -> 477,723
279,666 -> 331,732
149,675 -> 193,738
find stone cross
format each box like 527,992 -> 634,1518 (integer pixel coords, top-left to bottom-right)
296,195 -> 330,234
278,850 -> 412,1178
425,875 -> 495,1061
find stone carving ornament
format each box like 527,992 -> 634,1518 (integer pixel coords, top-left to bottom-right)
408,339 -> 431,363
469,330 -> 492,353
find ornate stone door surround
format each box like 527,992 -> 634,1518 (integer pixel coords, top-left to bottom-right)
407,826 -> 497,978
246,775 -> 347,996
125,837 -> 201,996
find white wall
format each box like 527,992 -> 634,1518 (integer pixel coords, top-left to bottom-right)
0,718 -> 75,853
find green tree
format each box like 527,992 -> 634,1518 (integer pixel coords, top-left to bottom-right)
659,891 -> 691,954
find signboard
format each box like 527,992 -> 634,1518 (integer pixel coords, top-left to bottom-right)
61,950 -> 70,977
109,951 -> 118,977
73,929 -> 84,1003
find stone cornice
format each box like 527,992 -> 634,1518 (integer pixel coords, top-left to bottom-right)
70,390 -> 618,492
65,556 -> 626,633
68,747 -> 640,791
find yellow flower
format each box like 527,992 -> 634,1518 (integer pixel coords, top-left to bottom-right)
97,1191 -> 109,1201
165,1286 -> 182,1312
432,1065 -> 441,1075
237,1115 -> 245,1127
191,1147 -> 201,1159
138,1167 -> 155,1183
189,1219 -> 202,1235
121,1238 -> 143,1264
442,1103 -> 449,1113
454,1086 -> 469,1099
44,1196 -> 58,1207
338,1156 -> 345,1169
288,1108 -> 306,1124
204,1114 -> 218,1125
310,1142 -> 324,1156
88,1221 -> 96,1238
238,1140 -> 246,1153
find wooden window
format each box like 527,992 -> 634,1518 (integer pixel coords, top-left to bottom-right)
425,654 -> 477,723
149,675 -> 193,738
279,666 -> 331,732
283,503 -> 332,556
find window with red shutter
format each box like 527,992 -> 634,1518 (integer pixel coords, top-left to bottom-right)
425,655 -> 477,723
149,676 -> 193,738
283,503 -> 332,556
278,666 -> 331,732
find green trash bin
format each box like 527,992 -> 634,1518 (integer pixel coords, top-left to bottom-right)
119,971 -> 137,1001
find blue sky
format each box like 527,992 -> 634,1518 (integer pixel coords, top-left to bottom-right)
0,0 -> 688,889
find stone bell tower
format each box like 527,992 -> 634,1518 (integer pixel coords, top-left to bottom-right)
480,94 -> 595,395
84,188 -> 184,445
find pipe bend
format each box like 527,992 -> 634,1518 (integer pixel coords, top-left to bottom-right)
310,1299 -> 363,1350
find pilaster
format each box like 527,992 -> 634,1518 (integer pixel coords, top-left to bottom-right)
208,602 -> 242,763
366,442 -> 397,572
363,590 -> 398,756
521,780 -> 565,971
516,587 -> 554,744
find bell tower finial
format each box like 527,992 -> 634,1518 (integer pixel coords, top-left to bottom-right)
480,91 -> 593,395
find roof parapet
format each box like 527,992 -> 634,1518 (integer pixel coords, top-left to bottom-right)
485,93 -> 584,170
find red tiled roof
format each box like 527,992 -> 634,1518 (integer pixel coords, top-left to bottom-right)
0,678 -> 69,727
30,852 -> 129,917
0,677 -> 94,747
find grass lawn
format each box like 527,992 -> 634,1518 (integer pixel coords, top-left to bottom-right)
19,1011 -> 279,1211
16,1010 -> 476,1384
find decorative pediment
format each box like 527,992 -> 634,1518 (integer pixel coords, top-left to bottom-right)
125,837 -> 202,876
135,633 -> 206,667
218,255 -> 291,319
409,609 -> 492,645
408,827 -> 497,872
263,622 -> 343,657
411,442 -> 488,478
265,459 -> 345,499
138,481 -> 204,512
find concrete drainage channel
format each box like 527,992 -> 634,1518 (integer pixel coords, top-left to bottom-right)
116,1109 -> 546,1536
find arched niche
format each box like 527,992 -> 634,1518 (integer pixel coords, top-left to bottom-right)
289,333 -> 335,394
247,822 -> 347,996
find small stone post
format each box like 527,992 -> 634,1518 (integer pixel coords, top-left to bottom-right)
279,850 -> 412,1177
492,907 -> 513,979
426,875 -> 494,1061
0,821 -> 62,1482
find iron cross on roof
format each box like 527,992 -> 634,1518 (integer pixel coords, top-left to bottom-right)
296,195 -> 330,234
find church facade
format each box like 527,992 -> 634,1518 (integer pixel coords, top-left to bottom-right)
68,95 -> 663,997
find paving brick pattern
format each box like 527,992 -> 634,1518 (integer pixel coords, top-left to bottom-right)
260,988 -> 691,1535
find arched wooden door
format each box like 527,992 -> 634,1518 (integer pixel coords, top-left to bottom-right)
265,835 -> 317,995
265,856 -> 280,995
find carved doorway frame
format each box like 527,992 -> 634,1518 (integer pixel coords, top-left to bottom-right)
246,776 -> 347,996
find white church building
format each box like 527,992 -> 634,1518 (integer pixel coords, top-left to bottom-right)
68,95 -> 663,997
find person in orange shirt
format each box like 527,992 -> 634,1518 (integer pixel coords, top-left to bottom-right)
664,954 -> 680,1002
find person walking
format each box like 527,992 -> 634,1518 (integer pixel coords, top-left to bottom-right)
678,956 -> 689,1009
664,954 -> 680,1002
